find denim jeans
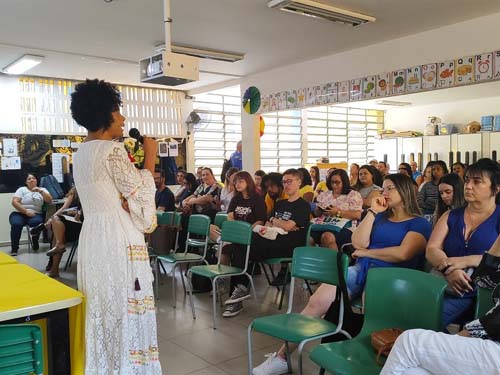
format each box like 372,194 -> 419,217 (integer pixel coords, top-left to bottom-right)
9,211 -> 44,250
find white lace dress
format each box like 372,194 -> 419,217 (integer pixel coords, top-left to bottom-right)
73,140 -> 162,375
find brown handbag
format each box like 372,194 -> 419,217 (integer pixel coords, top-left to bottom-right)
370,328 -> 404,365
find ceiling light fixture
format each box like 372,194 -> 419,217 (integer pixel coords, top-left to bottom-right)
375,100 -> 412,107
267,0 -> 375,26
2,54 -> 44,75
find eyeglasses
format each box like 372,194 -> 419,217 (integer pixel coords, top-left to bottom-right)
282,179 -> 298,185
381,185 -> 397,194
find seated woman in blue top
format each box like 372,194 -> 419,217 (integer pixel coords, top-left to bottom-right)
427,158 -> 500,330
252,173 -> 431,375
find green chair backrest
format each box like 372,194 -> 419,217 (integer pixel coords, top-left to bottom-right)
0,324 -> 43,375
291,246 -> 348,285
475,287 -> 494,319
187,214 -> 211,236
173,212 -> 182,227
157,211 -> 174,225
220,221 -> 252,246
363,268 -> 447,332
214,213 -> 228,228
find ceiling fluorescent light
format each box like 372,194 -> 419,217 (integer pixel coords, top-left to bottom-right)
2,54 -> 44,74
167,45 -> 244,63
267,0 -> 375,26
376,100 -> 412,107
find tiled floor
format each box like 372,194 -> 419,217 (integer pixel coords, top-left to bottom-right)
2,242 -> 323,375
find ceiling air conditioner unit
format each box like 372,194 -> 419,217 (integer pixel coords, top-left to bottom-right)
267,0 -> 375,26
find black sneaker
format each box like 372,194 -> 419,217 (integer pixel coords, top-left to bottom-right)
222,301 -> 243,317
31,236 -> 39,251
224,284 -> 251,305
270,270 -> 291,286
30,223 -> 45,236
10,249 -> 18,256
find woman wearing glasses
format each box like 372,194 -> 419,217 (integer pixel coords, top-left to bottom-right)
253,173 -> 431,375
312,169 -> 363,250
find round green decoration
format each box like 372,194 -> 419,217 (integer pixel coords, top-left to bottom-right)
242,86 -> 261,114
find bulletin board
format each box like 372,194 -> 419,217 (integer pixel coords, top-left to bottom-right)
0,133 -> 186,193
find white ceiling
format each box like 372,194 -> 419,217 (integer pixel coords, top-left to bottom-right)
1,0 -> 500,92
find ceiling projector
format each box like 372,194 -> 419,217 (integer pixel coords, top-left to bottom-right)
139,51 -> 199,86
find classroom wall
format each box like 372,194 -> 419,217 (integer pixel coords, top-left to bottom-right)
385,95 -> 500,132
239,11 -> 500,172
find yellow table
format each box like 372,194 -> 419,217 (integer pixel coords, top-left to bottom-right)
0,263 -> 84,374
0,251 -> 18,265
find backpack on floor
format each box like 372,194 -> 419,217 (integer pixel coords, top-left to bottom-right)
40,175 -> 65,199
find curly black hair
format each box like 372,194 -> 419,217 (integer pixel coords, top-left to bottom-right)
70,79 -> 122,132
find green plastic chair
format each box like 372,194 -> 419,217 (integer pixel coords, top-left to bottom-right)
157,214 -> 211,308
475,286 -> 494,319
151,211 -> 181,299
309,268 -> 447,375
248,246 -> 350,375
214,212 -> 228,229
186,220 -> 254,329
0,324 -> 43,375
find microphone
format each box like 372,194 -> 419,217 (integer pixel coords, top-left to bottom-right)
129,128 -> 144,144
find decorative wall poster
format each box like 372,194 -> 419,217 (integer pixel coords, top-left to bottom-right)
277,91 -> 287,110
261,95 -> 270,112
350,79 -> 362,101
168,140 -> 179,157
337,81 -> 349,102
406,66 -> 422,92
362,76 -> 376,99
324,82 -> 338,104
314,85 -> 326,105
376,73 -> 391,97
286,90 -> 297,109
306,86 -> 317,106
475,53 -> 493,81
391,70 -> 406,95
269,93 -> 278,111
296,89 -> 306,107
493,51 -> 500,79
421,63 -> 437,89
51,153 -> 69,182
3,139 -> 18,157
455,56 -> 474,85
1,156 -> 21,170
158,142 -> 169,157
437,60 -> 455,88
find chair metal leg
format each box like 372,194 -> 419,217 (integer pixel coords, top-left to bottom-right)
247,324 -> 254,375
284,341 -> 292,373
179,263 -> 186,294
305,280 -> 313,295
261,262 -> 272,285
246,274 -> 258,304
186,270 -> 196,320
159,261 -> 168,277
212,277 -> 218,329
64,242 -> 78,271
318,368 -> 326,375
171,264 -> 177,308
278,265 -> 289,310
297,342 -> 306,375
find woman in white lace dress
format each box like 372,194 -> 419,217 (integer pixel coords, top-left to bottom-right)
70,79 -> 162,374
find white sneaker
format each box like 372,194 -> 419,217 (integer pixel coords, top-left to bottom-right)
253,352 -> 289,375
